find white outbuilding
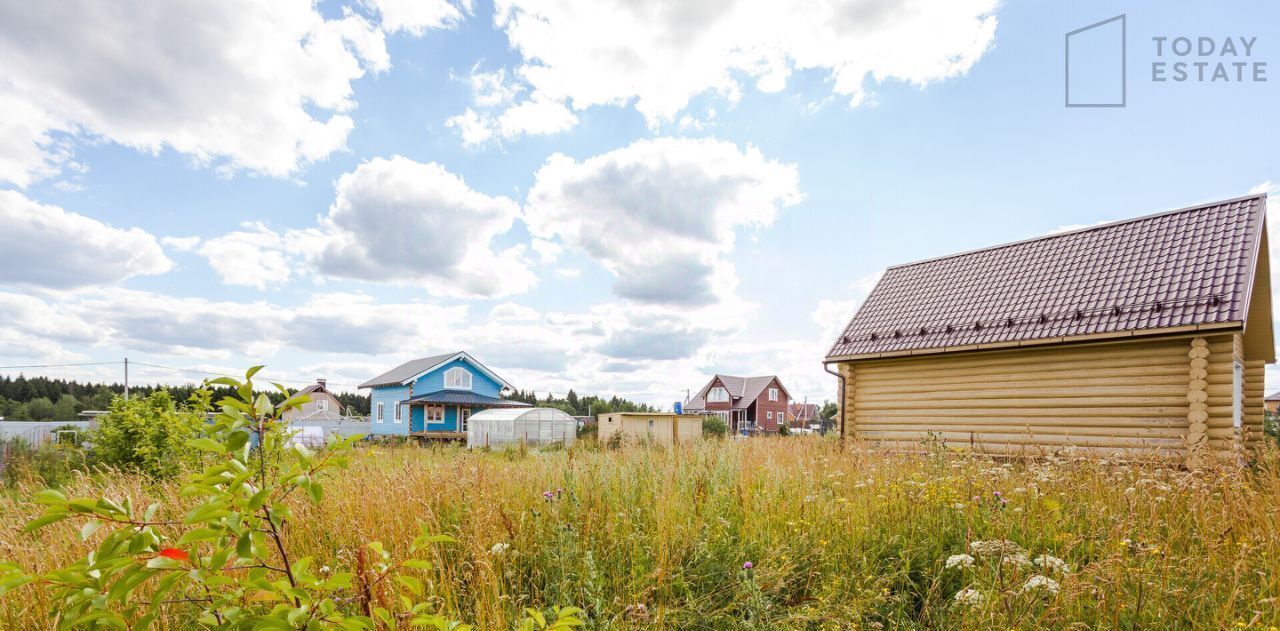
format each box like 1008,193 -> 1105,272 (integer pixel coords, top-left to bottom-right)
466,407 -> 577,449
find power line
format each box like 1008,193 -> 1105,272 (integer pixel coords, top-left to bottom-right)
128,362 -> 361,388
0,361 -> 122,370
0,359 -> 360,389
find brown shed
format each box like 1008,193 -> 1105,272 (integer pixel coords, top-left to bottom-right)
824,194 -> 1274,464
597,412 -> 702,445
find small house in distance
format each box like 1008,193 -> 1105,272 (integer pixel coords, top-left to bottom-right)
596,412 -> 702,445
359,352 -> 529,440
1265,391 -> 1280,415
824,194 -> 1274,464
281,379 -> 344,422
787,403 -> 820,430
683,375 -> 790,434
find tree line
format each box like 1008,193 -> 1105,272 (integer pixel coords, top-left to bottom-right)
504,388 -> 659,416
0,374 -> 369,422
0,375 -> 659,422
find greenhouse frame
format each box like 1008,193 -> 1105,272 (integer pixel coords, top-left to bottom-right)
466,407 -> 577,449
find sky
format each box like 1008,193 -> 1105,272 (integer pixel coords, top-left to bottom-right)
1,0 -> 1279,407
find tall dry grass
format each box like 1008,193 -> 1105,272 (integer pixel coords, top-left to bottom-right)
2,437 -> 1279,629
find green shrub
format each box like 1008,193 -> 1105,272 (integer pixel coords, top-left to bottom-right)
1,440 -> 89,488
702,415 -> 728,438
92,390 -> 206,479
777,423 -> 790,436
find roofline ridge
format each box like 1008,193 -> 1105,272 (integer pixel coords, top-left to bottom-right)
885,192 -> 1267,272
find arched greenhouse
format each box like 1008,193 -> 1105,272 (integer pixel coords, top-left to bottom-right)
465,407 -> 577,449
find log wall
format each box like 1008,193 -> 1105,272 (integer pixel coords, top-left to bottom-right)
839,333 -> 1255,459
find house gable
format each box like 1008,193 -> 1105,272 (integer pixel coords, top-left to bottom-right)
406,356 -> 503,399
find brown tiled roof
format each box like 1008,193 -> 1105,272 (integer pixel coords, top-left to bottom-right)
686,374 -> 789,410
827,194 -> 1268,359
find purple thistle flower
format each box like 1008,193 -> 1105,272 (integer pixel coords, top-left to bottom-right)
743,561 -> 753,570
543,491 -> 554,500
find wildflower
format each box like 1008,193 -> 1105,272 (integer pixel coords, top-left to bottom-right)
742,561 -> 753,570
1021,575 -> 1061,595
1002,553 -> 1032,568
945,554 -> 975,569
1033,554 -> 1070,574
953,588 -> 985,607
490,542 -> 510,555
542,491 -> 554,501
320,565 -> 332,575
969,540 -> 1026,558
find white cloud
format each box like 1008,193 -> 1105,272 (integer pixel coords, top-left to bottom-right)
0,189 -> 172,288
313,156 -> 536,298
363,0 -> 467,35
196,222 -> 313,290
0,0 -> 414,187
525,137 -> 801,305
161,236 -> 202,252
458,0 -> 998,142
446,71 -> 577,147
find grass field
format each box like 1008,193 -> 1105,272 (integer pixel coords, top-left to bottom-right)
2,437 -> 1279,629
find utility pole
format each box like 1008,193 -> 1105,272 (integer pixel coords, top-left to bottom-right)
123,357 -> 129,401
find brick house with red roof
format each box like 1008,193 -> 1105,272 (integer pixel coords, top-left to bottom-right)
683,374 -> 791,434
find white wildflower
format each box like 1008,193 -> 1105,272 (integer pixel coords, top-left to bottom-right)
953,588 -> 985,607
1021,575 -> 1061,595
1002,553 -> 1032,568
490,542 -> 510,555
945,554 -> 975,569
1033,554 -> 1070,574
969,540 -> 1027,558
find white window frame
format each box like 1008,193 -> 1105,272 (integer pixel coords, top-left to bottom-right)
394,403 -> 402,423
317,399 -> 328,412
460,408 -> 471,431
708,386 -> 729,403
444,367 -> 473,390
1233,359 -> 1244,430
768,388 -> 779,401
767,411 -> 773,421
376,402 -> 384,423
425,405 -> 444,424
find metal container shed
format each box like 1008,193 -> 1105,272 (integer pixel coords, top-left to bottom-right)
596,412 -> 703,445
466,407 -> 577,449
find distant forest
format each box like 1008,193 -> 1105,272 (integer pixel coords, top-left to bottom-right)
506,389 -> 659,416
0,375 -> 371,422
0,375 -> 658,422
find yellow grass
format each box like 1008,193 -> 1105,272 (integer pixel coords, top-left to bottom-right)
3,437 -> 1280,629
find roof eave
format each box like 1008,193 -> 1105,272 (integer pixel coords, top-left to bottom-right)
824,321 -> 1244,362
396,351 -> 516,390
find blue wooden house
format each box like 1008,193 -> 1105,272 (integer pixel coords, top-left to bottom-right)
359,352 -> 530,439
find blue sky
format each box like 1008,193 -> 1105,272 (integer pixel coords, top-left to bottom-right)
1,0 -> 1278,405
